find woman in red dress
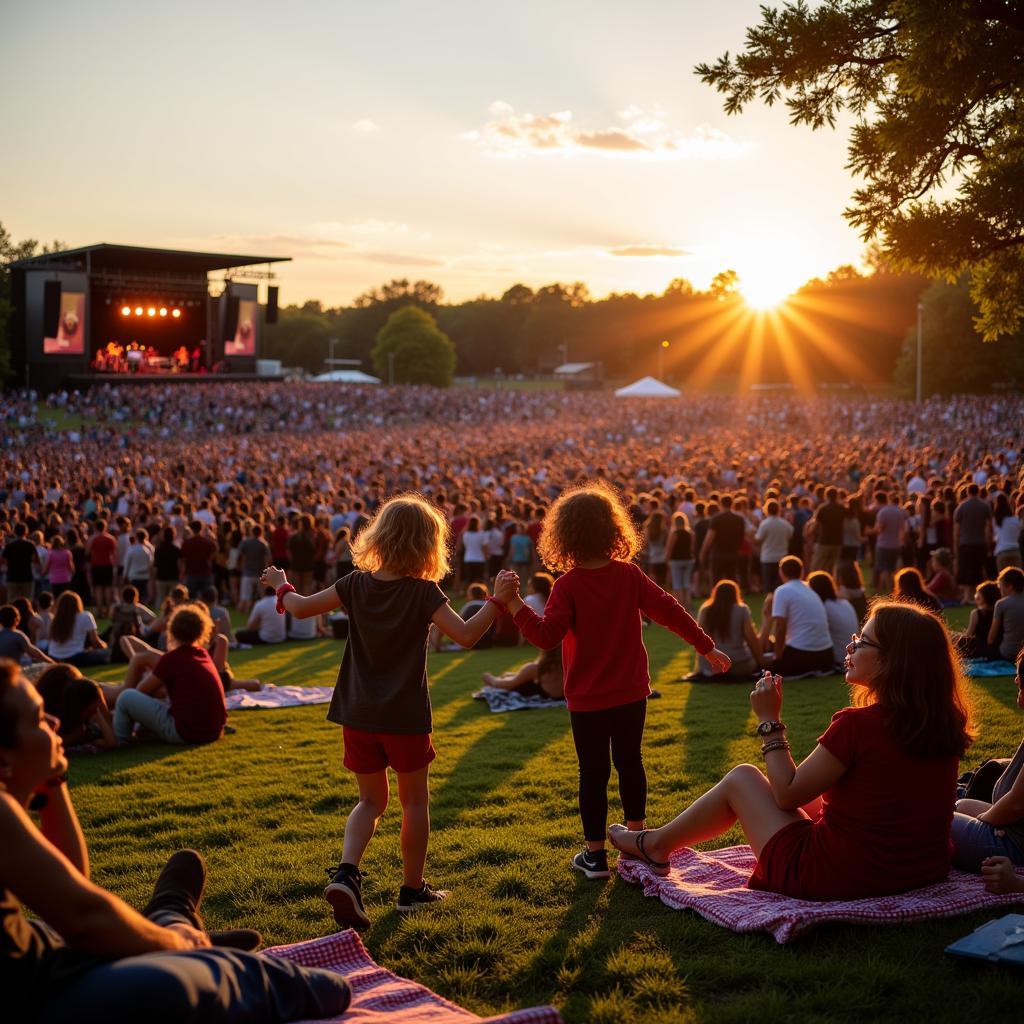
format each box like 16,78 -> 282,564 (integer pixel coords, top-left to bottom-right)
609,601 -> 974,900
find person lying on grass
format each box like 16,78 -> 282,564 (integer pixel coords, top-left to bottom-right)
609,602 -> 975,901
35,663 -> 117,750
952,646 -> 1024,881
111,604 -> 228,747
0,658 -> 352,1023
261,492 -> 519,930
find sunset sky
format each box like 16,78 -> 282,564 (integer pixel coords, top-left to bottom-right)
1,1 -> 865,308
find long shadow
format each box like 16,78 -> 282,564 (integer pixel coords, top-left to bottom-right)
678,679 -> 759,788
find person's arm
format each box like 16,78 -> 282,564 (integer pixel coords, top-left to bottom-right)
988,604 -> 1002,647
89,707 -> 118,750
772,616 -> 787,661
636,571 -> 716,656
136,670 -> 166,697
85,628 -> 107,651
505,575 -> 573,650
35,780 -> 89,876
26,638 -> 55,664
981,856 -> 1024,894
743,613 -> 764,663
699,528 -> 715,564
0,794 -> 202,955
431,601 -> 499,648
978,765 -> 1024,827
965,608 -> 979,639
280,584 -> 343,619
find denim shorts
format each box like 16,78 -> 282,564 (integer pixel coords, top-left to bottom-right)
950,812 -> 1024,871
668,559 -> 695,590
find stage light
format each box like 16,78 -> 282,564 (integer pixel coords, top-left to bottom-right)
121,306 -> 131,316
135,307 -> 143,316
172,308 -> 182,318
159,307 -> 168,317
147,307 -> 156,317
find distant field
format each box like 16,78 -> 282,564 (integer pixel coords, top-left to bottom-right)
74,599 -> 1024,1024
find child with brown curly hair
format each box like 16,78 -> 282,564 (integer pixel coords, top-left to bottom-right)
497,480 -> 731,878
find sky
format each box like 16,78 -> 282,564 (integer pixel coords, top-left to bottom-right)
0,0 -> 866,308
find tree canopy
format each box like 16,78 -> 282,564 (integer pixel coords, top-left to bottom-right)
696,0 -> 1024,339
372,305 -> 456,387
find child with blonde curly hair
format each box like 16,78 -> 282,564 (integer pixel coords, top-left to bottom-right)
496,480 -> 731,878
263,493 -> 517,928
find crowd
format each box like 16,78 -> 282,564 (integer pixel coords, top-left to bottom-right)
1,382 -> 1024,1019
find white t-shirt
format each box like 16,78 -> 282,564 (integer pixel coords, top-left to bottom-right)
48,611 -> 99,660
287,614 -> 319,640
524,593 -> 547,615
250,596 -> 287,644
772,580 -> 831,653
462,530 -> 488,563
995,516 -> 1022,555
755,516 -> 794,563
823,599 -> 860,665
487,527 -> 506,559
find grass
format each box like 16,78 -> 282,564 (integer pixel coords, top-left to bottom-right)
74,599 -> 1024,1024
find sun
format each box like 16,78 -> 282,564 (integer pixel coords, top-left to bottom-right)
739,273 -> 794,311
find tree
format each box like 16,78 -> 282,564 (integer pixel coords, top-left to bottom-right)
707,268 -> 740,300
696,1 -> 1024,339
371,305 -> 455,386
261,305 -> 333,374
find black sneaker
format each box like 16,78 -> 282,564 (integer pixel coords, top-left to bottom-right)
572,848 -> 610,879
324,863 -> 370,930
396,881 -> 448,913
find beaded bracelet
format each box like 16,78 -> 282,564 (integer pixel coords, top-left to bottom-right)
761,739 -> 791,756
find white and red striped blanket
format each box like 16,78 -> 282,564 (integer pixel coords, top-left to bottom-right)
266,929 -> 563,1023
616,843 -> 1024,943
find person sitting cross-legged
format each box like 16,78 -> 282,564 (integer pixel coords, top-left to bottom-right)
0,659 -> 351,1023
608,602 -> 974,901
759,556 -> 834,677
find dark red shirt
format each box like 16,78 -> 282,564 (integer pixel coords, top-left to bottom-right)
270,526 -> 290,561
88,532 -> 117,568
153,644 -> 226,744
512,560 -> 713,712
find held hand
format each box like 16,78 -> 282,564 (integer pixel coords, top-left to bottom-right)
167,922 -> 212,949
493,570 -> 520,604
260,566 -> 287,591
980,856 -> 1021,894
705,647 -> 732,674
750,671 -> 783,721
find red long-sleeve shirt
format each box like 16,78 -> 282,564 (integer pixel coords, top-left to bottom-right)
512,560 -> 714,712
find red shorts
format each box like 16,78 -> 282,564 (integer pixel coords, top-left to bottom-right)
342,726 -> 436,775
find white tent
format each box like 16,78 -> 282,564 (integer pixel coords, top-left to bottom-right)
311,370 -> 381,384
614,376 -> 680,398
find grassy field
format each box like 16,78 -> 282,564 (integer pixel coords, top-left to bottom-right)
75,600 -> 1024,1024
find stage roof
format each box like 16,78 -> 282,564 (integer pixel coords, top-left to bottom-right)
9,243 -> 290,275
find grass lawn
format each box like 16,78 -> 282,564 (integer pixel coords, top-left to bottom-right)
76,600 -> 1024,1023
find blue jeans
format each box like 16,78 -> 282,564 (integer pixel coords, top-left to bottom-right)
114,689 -> 183,745
950,812 -> 1024,871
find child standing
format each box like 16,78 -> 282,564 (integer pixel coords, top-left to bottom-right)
498,481 -> 731,878
262,493 -> 516,929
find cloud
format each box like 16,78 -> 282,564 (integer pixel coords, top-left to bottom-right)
467,103 -> 746,159
352,118 -> 380,133
197,233 -> 352,258
607,244 -> 690,258
314,219 -> 409,236
361,251 -> 445,267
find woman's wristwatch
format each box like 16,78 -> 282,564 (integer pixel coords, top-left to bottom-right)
756,720 -> 786,737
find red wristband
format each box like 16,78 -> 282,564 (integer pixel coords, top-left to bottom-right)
275,583 -> 296,614
486,595 -> 506,613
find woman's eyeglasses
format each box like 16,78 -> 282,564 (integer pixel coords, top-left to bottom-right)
849,633 -> 881,652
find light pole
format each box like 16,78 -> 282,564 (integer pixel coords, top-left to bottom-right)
916,302 -> 924,403
659,339 -> 669,380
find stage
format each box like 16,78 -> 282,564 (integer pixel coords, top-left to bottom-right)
64,372 -> 283,387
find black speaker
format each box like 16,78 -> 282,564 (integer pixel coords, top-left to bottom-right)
224,295 -> 240,338
266,286 -> 279,324
43,280 -> 61,337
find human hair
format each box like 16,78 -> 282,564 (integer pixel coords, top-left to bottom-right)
976,581 -> 1001,608
779,556 -> 803,581
0,659 -> 20,748
765,500 -> 779,517
121,585 -> 138,603
894,566 -> 934,601
467,515 -> 481,533
37,592 -> 53,612
702,579 -> 741,639
807,571 -> 838,603
825,487 -> 838,502
856,602 -> 973,758
13,522 -> 27,538
529,571 -> 554,598
467,583 -> 488,601
646,510 -> 665,544
50,533 -> 65,550
837,560 -> 864,591
0,605 -> 18,630
201,586 -> 219,604
720,494 -> 734,510
671,511 -> 690,531
168,604 -> 213,648
930,547 -> 953,571
999,566 -> 1024,592
536,481 -> 640,573
49,591 -> 84,646
162,527 -> 175,544
350,493 -> 451,581
35,662 -> 81,719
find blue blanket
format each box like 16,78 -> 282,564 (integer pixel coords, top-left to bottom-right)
964,659 -> 1017,678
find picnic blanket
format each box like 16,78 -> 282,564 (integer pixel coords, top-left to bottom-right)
226,684 -> 335,710
472,686 -> 566,713
616,843 -> 1024,944
266,929 -> 563,1023
963,658 -> 1018,677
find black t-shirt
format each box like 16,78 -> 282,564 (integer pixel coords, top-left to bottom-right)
328,571 -> 448,734
287,532 -> 316,572
708,511 -> 745,555
154,541 -> 181,581
815,501 -> 846,545
2,539 -> 36,583
668,529 -> 693,560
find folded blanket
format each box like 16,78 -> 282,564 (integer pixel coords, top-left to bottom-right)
266,929 -> 563,1023
963,658 -> 1018,677
226,684 -> 335,710
616,843 -> 1024,943
472,686 -> 566,713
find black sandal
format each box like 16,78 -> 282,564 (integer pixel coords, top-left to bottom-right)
608,824 -> 671,876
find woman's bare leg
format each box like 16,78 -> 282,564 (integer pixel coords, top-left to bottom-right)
210,633 -> 229,672
609,763 -> 806,860
227,677 -> 262,692
482,662 -> 538,690
120,634 -> 158,659
122,650 -> 161,690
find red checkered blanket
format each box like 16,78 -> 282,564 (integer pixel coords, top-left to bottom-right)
616,844 -> 1024,943
266,929 -> 563,1023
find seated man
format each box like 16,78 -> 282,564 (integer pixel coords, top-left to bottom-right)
235,587 -> 287,647
0,604 -> 54,667
760,556 -> 834,677
112,605 -> 227,746
0,658 -> 351,1022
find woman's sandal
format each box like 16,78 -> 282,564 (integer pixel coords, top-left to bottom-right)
608,824 -> 671,877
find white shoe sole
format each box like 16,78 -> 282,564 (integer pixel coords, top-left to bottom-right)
572,857 -> 610,880
396,890 -> 448,913
324,882 -> 370,929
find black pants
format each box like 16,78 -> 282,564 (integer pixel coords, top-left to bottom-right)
35,856 -> 350,1024
773,645 -> 834,677
569,698 -> 648,842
